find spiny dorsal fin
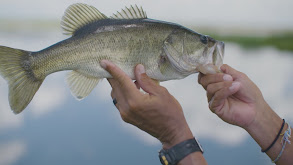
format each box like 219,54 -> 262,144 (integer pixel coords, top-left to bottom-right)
61,3 -> 108,35
111,5 -> 147,19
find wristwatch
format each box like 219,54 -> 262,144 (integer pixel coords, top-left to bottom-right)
158,138 -> 204,165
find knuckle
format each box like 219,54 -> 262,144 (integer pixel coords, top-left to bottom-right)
117,74 -> 127,83
239,72 -> 248,79
222,64 -> 228,68
127,99 -> 138,110
217,73 -> 225,81
160,86 -> 169,93
110,90 -> 114,98
159,87 -> 170,96
206,84 -> 213,93
199,76 -> 206,85
120,111 -> 130,123
197,73 -> 203,83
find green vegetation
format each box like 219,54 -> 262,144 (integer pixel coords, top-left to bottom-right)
210,33 -> 293,52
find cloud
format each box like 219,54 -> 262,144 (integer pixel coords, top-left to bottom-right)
121,122 -> 160,146
29,72 -> 68,117
0,78 -> 24,130
0,140 -> 26,165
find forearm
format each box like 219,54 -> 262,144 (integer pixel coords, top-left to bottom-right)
245,102 -> 293,164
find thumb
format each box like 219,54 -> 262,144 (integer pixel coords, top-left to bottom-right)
135,64 -> 161,95
220,64 -> 242,79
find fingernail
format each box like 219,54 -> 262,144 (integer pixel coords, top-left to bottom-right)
136,64 -> 145,75
100,60 -> 108,69
223,74 -> 233,81
229,82 -> 240,91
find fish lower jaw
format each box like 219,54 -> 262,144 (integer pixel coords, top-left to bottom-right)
197,64 -> 221,74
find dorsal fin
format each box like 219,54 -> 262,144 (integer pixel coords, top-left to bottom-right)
111,5 -> 147,19
61,3 -> 108,35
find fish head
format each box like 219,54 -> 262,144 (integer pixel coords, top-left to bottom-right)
163,28 -> 225,75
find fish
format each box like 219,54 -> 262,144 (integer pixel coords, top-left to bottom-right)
0,3 -> 224,114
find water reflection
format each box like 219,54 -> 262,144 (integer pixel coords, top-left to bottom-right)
0,31 -> 292,165
0,141 -> 26,165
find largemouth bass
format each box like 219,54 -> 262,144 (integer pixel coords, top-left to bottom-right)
0,3 -> 224,114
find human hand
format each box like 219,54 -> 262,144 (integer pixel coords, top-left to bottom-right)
100,60 -> 193,149
199,64 -> 293,164
198,64 -> 268,129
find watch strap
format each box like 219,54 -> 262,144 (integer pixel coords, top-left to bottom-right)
159,138 -> 203,165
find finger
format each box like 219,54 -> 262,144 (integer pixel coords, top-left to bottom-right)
107,78 -> 118,89
101,60 -> 138,97
206,81 -> 234,101
111,89 -> 114,98
107,78 -> 128,97
209,82 -> 241,113
197,73 -> 204,84
220,64 -> 242,79
134,64 -> 162,96
107,79 -> 120,99
107,78 -> 129,110
199,73 -> 233,90
134,81 -> 141,89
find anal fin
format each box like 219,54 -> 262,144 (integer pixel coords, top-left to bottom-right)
66,71 -> 100,100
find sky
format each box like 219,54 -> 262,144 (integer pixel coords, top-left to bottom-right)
0,0 -> 293,31
0,0 -> 293,165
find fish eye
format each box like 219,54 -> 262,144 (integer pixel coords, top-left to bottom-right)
200,35 -> 208,44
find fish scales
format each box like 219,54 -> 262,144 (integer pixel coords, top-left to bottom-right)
33,21 -> 175,80
0,3 -> 224,114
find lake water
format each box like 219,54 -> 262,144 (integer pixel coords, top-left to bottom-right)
0,28 -> 292,165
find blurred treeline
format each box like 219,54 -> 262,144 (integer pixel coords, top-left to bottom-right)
196,26 -> 293,52
214,33 -> 293,52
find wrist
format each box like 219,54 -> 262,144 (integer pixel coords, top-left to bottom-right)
162,124 -> 194,149
243,97 -> 270,130
159,137 -> 205,165
245,102 -> 278,132
244,102 -> 283,152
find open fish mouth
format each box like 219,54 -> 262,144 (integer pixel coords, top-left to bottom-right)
196,41 -> 225,74
213,41 -> 225,67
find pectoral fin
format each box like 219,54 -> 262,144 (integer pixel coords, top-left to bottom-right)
66,71 -> 100,100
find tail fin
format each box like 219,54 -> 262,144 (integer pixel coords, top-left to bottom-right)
0,46 -> 43,114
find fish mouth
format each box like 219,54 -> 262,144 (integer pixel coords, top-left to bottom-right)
212,41 -> 225,67
197,41 -> 225,74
